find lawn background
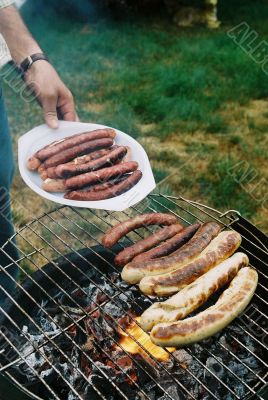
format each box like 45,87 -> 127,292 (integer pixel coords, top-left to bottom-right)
3,0 -> 268,234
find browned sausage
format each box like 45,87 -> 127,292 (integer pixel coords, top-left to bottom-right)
121,221 -> 221,284
35,128 -> 116,161
41,179 -> 65,193
132,223 -> 201,263
55,146 -> 127,178
150,266 -> 258,347
46,166 -> 60,179
45,148 -> 114,179
27,156 -> 41,171
38,164 -> 48,180
114,223 -> 184,267
44,138 -> 114,168
64,170 -> 142,201
139,231 -> 242,296
83,175 -> 129,192
102,212 -> 180,248
65,161 -> 139,190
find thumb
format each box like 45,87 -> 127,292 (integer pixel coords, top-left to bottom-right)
42,97 -> 59,129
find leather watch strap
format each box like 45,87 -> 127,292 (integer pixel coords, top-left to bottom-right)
20,53 -> 49,73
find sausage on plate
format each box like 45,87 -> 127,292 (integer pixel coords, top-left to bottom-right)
44,138 -> 114,168
102,213 -> 180,248
45,148 -> 114,179
139,230 -> 242,296
140,252 -> 248,331
150,266 -> 258,347
114,223 -> 184,267
65,161 -> 139,190
56,146 -> 127,178
64,170 -> 142,201
35,128 -> 116,161
41,179 -> 65,193
121,221 -> 221,284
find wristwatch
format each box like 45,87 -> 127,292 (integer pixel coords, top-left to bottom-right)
20,53 -> 49,73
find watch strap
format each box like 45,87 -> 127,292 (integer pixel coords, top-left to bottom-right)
20,53 -> 49,73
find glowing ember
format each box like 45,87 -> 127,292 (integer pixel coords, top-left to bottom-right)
118,317 -> 175,362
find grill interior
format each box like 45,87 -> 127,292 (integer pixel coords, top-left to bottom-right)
0,194 -> 267,400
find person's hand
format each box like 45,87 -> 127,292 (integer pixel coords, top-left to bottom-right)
24,60 -> 78,129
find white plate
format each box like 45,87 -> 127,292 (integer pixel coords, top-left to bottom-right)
18,121 -> 156,211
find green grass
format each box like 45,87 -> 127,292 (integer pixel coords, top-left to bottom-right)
3,0 -> 268,234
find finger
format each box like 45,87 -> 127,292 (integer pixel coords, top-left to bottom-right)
42,98 -> 59,129
57,89 -> 76,122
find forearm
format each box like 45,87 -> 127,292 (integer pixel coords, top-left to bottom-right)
0,5 -> 41,65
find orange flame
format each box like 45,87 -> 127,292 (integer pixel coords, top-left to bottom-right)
118,317 -> 175,362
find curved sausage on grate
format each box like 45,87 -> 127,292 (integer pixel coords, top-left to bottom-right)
64,170 -> 142,201
44,138 -> 114,168
150,266 -> 258,347
114,223 -> 184,267
102,213 -> 180,249
139,230 -> 242,296
121,221 -> 221,284
132,223 -> 200,263
140,252 -> 248,331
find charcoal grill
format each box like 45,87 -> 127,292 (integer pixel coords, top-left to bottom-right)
0,194 -> 267,400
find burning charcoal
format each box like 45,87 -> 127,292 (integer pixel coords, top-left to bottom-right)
103,302 -> 124,318
155,380 -> 186,400
87,372 -> 118,399
227,360 -> 248,378
173,350 -> 193,368
205,357 -> 225,379
137,381 -> 157,400
202,357 -> 227,398
81,335 -> 94,352
135,354 -> 159,385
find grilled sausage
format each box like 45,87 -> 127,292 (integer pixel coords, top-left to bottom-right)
140,252 -> 248,331
27,156 -> 41,171
79,175 -> 129,193
133,223 -> 200,263
65,161 -> 139,190
38,164 -> 48,180
139,230 -> 242,296
102,213 -> 180,248
150,267 -> 258,347
114,223 -> 184,267
121,222 -> 221,284
64,170 -> 142,201
123,146 -> 132,162
43,138 -> 114,168
46,166 -> 60,179
41,179 -> 65,193
35,128 -> 116,161
55,146 -> 127,178
46,148 -> 114,179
